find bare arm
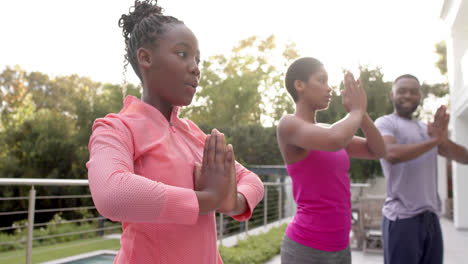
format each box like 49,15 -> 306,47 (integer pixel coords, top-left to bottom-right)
279,71 -> 367,152
382,135 -> 439,164
438,139 -> 468,164
346,114 -> 386,159
382,105 -> 454,164
279,110 -> 364,152
430,106 -> 468,164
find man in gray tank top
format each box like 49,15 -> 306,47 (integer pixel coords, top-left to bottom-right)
375,74 -> 468,264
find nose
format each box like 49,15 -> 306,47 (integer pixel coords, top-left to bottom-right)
189,60 -> 200,78
402,91 -> 412,98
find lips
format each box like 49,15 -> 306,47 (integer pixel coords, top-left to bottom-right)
185,82 -> 198,96
401,101 -> 414,108
186,80 -> 198,89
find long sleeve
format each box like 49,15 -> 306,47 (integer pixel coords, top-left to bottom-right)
232,162 -> 264,221
184,119 -> 264,221
86,118 -> 199,225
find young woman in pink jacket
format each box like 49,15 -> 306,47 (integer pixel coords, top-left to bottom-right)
86,1 -> 264,263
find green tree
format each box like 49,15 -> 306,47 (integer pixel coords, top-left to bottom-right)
0,66 -> 141,227
0,66 -> 29,127
181,35 -> 298,127
435,41 -> 447,76
317,66 -> 393,182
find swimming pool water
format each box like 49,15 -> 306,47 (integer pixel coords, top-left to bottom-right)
63,254 -> 115,264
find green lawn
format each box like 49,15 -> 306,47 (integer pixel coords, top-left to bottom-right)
0,237 -> 120,264
0,224 -> 287,264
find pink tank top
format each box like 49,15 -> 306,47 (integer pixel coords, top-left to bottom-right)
285,149 -> 351,251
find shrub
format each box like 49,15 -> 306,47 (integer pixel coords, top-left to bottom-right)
219,224 -> 286,264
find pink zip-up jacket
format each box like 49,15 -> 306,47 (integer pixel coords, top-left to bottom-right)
86,96 -> 264,264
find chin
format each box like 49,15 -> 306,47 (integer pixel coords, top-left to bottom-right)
321,102 -> 330,110
178,98 -> 194,107
396,104 -> 418,116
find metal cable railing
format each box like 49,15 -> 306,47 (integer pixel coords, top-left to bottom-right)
0,173 -> 294,264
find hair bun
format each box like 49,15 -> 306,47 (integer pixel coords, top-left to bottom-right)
119,0 -> 163,42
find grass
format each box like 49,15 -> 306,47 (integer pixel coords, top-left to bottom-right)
0,236 -> 120,264
0,224 -> 288,264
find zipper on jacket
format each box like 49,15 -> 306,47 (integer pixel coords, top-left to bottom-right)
169,121 -> 176,132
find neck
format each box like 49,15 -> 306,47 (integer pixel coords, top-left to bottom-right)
394,110 -> 414,120
295,102 -> 317,123
142,90 -> 173,121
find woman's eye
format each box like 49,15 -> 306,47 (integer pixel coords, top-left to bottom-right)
176,51 -> 186,57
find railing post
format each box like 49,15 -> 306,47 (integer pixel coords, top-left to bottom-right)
278,184 -> 282,221
219,213 -> 224,245
264,186 -> 268,226
245,219 -> 249,236
98,215 -> 104,236
26,185 -> 36,264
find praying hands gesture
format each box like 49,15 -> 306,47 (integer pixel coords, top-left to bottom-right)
194,129 -> 244,215
342,71 -> 367,114
428,105 -> 449,144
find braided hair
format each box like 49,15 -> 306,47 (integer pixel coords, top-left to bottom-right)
118,0 -> 183,81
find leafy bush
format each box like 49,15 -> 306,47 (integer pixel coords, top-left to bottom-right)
219,224 -> 286,264
0,212 -> 120,252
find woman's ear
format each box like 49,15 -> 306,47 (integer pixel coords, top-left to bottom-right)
137,47 -> 152,69
294,80 -> 305,93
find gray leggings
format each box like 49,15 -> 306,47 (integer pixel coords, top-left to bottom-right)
281,234 -> 351,264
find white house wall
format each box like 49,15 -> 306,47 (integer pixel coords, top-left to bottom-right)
441,0 -> 468,229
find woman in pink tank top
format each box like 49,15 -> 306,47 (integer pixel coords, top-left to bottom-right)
276,57 -> 386,263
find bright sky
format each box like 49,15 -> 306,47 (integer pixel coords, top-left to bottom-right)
0,0 -> 448,88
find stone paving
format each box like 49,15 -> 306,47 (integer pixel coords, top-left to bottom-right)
265,217 -> 468,264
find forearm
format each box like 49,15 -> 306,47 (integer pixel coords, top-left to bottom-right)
439,139 -> 468,164
89,168 -> 199,224
385,138 -> 439,164
195,191 -> 222,215
360,113 -> 386,158
228,166 -> 264,220
88,131 -> 199,225
223,193 -> 248,216
330,110 -> 364,149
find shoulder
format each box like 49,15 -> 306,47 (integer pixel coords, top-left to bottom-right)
92,114 -> 133,140
277,114 -> 298,134
375,114 -> 395,124
375,114 -> 397,127
278,114 -> 306,129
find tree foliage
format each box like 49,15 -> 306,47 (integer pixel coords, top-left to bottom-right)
316,66 -> 393,182
0,36 -> 451,226
435,41 -> 447,76
181,35 -> 297,127
0,66 -> 141,226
